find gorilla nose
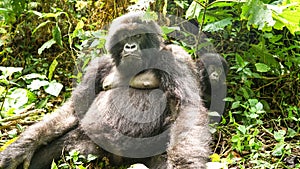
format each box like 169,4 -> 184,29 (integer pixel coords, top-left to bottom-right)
124,43 -> 138,52
210,72 -> 219,80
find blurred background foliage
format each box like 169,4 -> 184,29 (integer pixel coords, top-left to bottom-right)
0,0 -> 300,168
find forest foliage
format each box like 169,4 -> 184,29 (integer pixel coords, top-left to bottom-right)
0,0 -> 300,168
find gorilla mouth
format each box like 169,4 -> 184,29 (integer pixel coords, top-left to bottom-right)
122,53 -> 142,59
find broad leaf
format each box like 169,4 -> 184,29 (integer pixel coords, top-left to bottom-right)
255,63 -> 271,72
38,39 -> 56,55
272,142 -> 285,156
0,67 -> 23,78
238,125 -> 247,135
45,81 -> 63,97
27,80 -> 49,91
3,88 -> 28,111
24,73 -> 47,80
161,26 -> 180,34
52,24 -> 62,47
203,18 -> 232,32
32,20 -> 51,35
269,0 -> 300,34
72,20 -> 85,38
241,0 -> 275,30
48,59 -> 58,81
186,1 -> 202,20
51,160 -> 58,169
274,130 -> 286,142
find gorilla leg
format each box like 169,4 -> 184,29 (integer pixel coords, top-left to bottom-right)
28,128 -> 103,169
0,101 -> 78,169
167,104 -> 210,168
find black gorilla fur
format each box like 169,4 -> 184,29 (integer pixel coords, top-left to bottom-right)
0,12 -> 212,169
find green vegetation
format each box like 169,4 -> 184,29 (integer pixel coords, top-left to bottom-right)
0,0 -> 299,168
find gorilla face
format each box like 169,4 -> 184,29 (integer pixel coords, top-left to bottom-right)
112,32 -> 161,77
105,12 -> 162,70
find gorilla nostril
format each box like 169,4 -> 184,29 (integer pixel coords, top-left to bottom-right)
124,43 -> 138,52
131,44 -> 137,49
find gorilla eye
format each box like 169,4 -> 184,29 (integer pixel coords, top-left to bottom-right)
134,34 -> 142,39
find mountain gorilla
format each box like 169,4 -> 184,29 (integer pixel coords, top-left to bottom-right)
0,12 -> 212,169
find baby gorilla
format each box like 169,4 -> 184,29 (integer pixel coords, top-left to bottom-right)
0,12 -> 211,169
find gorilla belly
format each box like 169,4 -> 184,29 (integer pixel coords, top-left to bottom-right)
80,87 -> 171,158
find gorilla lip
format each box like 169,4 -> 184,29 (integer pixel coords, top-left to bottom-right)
122,53 -> 142,59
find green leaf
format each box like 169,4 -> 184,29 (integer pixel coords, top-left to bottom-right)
272,142 -> 285,156
249,113 -> 259,119
208,111 -> 220,117
255,102 -> 264,111
208,1 -> 235,9
238,125 -> 247,135
72,20 -> 85,38
0,67 -> 23,78
38,39 -> 56,55
3,88 -> 28,111
0,86 -> 5,95
223,97 -> 234,102
32,20 -> 51,35
0,79 -> 9,85
239,87 -> 249,99
274,130 -> 286,142
78,165 -> 86,169
255,63 -> 271,72
248,99 -> 258,106
161,26 -> 180,35
24,73 -> 47,80
241,0 -> 275,30
44,81 -> 63,97
52,24 -> 62,47
42,12 -> 64,18
250,44 -> 280,68
235,54 -> 247,68
87,154 -> 97,162
174,0 -> 188,9
186,1 -> 202,20
51,160 -> 58,169
27,90 -> 37,103
231,135 -> 240,142
287,128 -> 297,138
27,80 -> 49,91
203,18 -> 232,32
29,10 -> 43,17
271,1 -> 300,35
0,27 -> 7,34
231,101 -> 240,109
48,59 -> 58,81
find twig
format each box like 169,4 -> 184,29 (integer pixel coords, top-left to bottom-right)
214,131 -> 222,153
0,108 -> 45,123
0,120 -> 36,130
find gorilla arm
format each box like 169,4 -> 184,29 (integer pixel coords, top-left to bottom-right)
0,55 -> 113,169
155,52 -> 211,168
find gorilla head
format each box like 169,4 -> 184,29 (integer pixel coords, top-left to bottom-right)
105,12 -> 163,71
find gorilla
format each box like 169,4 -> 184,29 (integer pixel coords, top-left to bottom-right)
163,44 -> 228,123
0,12 -> 225,169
